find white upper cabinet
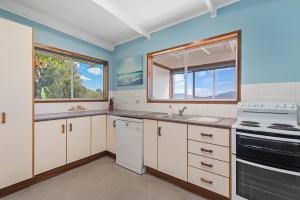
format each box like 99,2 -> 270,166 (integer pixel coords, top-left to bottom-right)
0,18 -> 33,189
91,115 -> 107,155
107,115 -> 117,154
157,121 -> 187,181
35,119 -> 67,175
67,117 -> 91,163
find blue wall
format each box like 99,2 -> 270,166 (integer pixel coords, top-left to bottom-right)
0,8 -> 114,89
113,0 -> 300,91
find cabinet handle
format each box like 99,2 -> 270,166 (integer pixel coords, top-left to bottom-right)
1,112 -> 6,124
201,178 -> 213,185
158,127 -> 162,136
200,133 -> 213,137
69,123 -> 72,132
201,148 -> 213,153
113,120 -> 116,127
201,162 -> 213,168
62,124 -> 65,134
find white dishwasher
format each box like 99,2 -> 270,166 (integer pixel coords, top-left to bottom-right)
115,117 -> 145,174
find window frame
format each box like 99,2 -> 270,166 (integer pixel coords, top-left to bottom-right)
147,30 -> 241,104
33,44 -> 109,103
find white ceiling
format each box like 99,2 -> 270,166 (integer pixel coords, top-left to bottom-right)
0,0 -> 240,51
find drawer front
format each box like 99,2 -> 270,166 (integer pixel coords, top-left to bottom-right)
188,166 -> 229,197
188,140 -> 229,162
188,153 -> 229,177
188,125 -> 229,147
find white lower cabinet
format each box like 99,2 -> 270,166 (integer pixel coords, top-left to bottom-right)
67,117 -> 91,163
143,119 -> 158,169
91,115 -> 107,155
157,121 -> 187,181
107,115 -> 117,154
34,119 -> 67,175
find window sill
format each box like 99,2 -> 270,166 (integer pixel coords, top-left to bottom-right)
147,99 -> 238,104
34,99 -> 108,103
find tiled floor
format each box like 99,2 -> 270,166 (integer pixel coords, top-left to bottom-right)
2,157 -> 207,200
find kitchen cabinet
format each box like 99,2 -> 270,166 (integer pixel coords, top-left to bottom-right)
0,19 -> 33,189
157,121 -> 187,181
91,115 -> 107,155
35,119 -> 67,175
67,117 -> 91,163
107,115 -> 118,154
143,119 -> 158,169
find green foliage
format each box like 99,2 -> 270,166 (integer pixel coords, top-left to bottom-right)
34,53 -> 103,100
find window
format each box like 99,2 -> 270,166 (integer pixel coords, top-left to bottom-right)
34,45 -> 108,102
148,30 -> 241,103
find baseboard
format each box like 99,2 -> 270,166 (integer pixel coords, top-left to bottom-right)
146,167 -> 229,200
0,151 -> 108,198
106,151 -> 116,159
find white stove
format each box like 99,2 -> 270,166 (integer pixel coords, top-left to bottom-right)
232,102 -> 300,200
232,102 -> 300,135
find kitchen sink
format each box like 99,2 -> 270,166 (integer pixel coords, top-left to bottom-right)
187,117 -> 221,123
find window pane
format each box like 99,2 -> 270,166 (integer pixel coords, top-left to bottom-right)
187,72 -> 193,98
73,63 -> 104,99
34,53 -> 72,99
215,67 -> 236,99
194,70 -> 213,99
173,73 -> 185,99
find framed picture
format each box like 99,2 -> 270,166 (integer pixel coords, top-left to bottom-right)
116,55 -> 143,86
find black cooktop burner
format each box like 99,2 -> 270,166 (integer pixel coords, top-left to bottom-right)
240,123 -> 260,127
268,125 -> 300,131
270,123 -> 294,128
241,121 -> 260,124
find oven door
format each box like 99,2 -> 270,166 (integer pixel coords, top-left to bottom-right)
232,155 -> 300,200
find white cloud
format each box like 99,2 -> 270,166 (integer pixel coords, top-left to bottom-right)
195,88 -> 212,97
88,67 -> 102,75
80,75 -> 91,81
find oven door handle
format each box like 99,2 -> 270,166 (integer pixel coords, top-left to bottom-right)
236,158 -> 300,176
236,132 -> 300,143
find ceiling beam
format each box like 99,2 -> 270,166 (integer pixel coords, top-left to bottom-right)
204,0 -> 217,18
91,0 -> 150,39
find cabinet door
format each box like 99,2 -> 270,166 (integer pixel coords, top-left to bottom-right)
91,115 -> 107,155
67,117 -> 91,163
35,120 -> 67,175
144,119 -> 158,169
158,121 -> 187,181
0,19 -> 33,189
107,115 -> 117,154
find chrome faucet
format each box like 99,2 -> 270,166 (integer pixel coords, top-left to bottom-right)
178,106 -> 187,116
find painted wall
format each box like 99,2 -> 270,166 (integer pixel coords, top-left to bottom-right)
113,0 -> 300,91
0,9 -> 113,114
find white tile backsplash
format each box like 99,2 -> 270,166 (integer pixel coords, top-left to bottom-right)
111,82 -> 300,119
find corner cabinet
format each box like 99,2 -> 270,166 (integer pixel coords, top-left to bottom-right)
91,115 -> 107,155
0,19 -> 33,189
107,115 -> 117,154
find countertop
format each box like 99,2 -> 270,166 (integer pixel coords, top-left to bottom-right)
35,109 -> 236,129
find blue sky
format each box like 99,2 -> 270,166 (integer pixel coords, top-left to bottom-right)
174,66 -> 236,97
78,63 -> 104,91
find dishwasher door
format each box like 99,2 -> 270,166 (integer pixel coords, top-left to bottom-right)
115,118 -> 145,174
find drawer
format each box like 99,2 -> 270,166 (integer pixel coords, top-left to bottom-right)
188,140 -> 229,162
188,125 -> 229,147
188,166 -> 229,197
188,153 -> 229,177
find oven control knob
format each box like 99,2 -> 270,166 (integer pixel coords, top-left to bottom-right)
275,104 -> 280,108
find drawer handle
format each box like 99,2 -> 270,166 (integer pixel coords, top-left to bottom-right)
62,124 -> 65,134
201,162 -> 213,168
200,133 -> 213,137
1,112 -> 6,124
201,178 -> 213,185
201,148 -> 213,153
113,120 -> 116,127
